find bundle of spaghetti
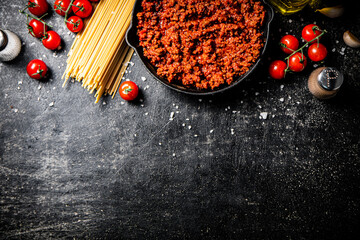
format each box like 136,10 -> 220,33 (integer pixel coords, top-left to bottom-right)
63,0 -> 135,103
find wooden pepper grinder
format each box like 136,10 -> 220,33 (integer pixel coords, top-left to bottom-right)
0,29 -> 22,62
308,67 -> 344,99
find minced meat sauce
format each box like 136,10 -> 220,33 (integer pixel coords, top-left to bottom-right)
137,0 -> 266,90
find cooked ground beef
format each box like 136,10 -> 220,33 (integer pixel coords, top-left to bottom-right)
137,0 -> 266,90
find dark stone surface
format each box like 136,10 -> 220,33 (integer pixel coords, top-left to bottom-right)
1,1 -> 360,239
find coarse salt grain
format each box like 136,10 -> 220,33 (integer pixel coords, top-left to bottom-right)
49,102 -> 54,107
141,77 -> 146,81
188,125 -> 192,129
231,129 -> 235,135
210,129 -> 214,133
260,112 -> 268,120
280,98 -> 284,102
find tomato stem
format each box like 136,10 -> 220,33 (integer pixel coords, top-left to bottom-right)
64,0 -> 76,24
19,9 -> 53,28
284,29 -> 327,61
125,88 -> 133,94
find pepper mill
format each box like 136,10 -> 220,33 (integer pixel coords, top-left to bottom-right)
308,67 -> 344,99
0,29 -> 22,62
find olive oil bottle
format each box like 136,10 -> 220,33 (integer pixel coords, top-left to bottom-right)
268,0 -> 312,15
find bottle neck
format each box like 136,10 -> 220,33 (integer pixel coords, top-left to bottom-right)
0,30 -> 8,51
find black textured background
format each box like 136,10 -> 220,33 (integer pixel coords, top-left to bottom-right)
1,1 -> 360,239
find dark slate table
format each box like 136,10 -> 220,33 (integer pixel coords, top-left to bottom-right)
1,1 -> 360,239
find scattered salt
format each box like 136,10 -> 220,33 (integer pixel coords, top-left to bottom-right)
49,102 -> 54,107
280,98 -> 284,102
231,129 -> 235,135
145,112 -> 149,116
260,112 -> 268,120
280,85 -> 284,90
188,125 -> 192,129
141,77 -> 147,81
255,92 -> 259,96
210,129 -> 214,133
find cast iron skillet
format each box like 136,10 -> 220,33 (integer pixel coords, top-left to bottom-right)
126,0 -> 274,95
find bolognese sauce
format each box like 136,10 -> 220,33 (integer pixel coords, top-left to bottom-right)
137,0 -> 266,90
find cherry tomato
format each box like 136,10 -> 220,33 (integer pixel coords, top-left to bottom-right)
28,0 -> 49,17
72,0 -> 93,18
27,59 -> 48,80
66,16 -> 84,33
289,52 -> 307,72
269,60 -> 287,80
302,24 -> 322,43
28,19 -> 47,38
119,81 -> 139,101
42,31 -> 61,50
54,0 -> 72,16
280,35 -> 299,54
308,43 -> 328,62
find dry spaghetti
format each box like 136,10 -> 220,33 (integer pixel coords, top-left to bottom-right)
63,0 -> 135,103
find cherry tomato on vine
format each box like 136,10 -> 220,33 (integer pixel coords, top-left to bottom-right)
269,60 -> 287,80
27,59 -> 48,80
308,43 -> 328,62
54,0 -> 72,16
42,31 -> 61,50
289,52 -> 307,72
280,35 -> 299,54
66,16 -> 84,33
72,0 -> 93,18
119,81 -> 139,101
28,19 -> 47,38
28,0 -> 49,17
302,24 -> 322,43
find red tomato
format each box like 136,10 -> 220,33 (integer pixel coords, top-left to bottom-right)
119,81 -> 139,101
28,0 -> 49,17
42,31 -> 61,50
54,0 -> 72,16
280,35 -> 299,54
308,43 -> 328,62
289,52 -> 307,72
27,59 -> 48,80
269,60 -> 287,80
66,16 -> 84,33
72,0 -> 93,18
28,19 -> 47,38
302,24 -> 322,43
89,0 -> 99,1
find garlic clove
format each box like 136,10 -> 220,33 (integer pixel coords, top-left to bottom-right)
316,5 -> 344,18
343,31 -> 360,48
